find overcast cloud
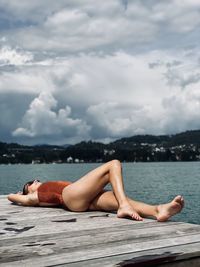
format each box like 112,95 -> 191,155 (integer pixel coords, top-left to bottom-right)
0,0 -> 200,145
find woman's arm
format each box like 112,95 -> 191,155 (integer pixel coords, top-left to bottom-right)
7,192 -> 38,206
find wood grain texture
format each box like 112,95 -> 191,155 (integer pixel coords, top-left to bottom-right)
0,195 -> 200,267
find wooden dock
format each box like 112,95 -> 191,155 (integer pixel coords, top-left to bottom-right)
0,195 -> 200,267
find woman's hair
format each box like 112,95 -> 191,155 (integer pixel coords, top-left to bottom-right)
22,179 -> 40,195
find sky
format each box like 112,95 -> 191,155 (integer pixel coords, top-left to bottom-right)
0,0 -> 200,145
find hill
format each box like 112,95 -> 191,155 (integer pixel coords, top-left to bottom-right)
1,129 -> 200,163
111,130 -> 200,147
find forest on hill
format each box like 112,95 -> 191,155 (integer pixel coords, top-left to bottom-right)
1,130 -> 200,164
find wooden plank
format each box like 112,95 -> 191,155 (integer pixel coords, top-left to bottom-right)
0,216 -> 143,238
1,234 -> 200,266
1,221 -> 200,265
1,195 -> 200,267
0,207 -> 115,221
0,195 -> 7,199
0,211 -> 189,240
55,243 -> 200,267
0,221 -> 188,245
0,219 -> 198,243
1,221 -> 199,250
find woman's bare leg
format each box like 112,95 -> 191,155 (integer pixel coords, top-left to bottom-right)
62,160 -> 143,220
62,160 -> 184,221
89,191 -> 158,217
89,191 -> 184,222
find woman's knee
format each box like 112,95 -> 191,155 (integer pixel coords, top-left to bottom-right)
110,159 -> 122,169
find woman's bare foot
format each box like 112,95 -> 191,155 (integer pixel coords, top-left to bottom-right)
157,195 -> 184,222
117,204 -> 143,221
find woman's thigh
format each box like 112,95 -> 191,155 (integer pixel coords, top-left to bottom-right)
89,191 -> 119,211
62,162 -> 112,211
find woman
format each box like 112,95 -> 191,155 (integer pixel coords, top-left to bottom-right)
8,160 -> 184,221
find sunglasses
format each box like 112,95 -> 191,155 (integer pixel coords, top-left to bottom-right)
22,179 -> 40,195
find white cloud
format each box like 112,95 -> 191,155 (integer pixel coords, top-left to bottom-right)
162,85 -> 200,133
0,1 -> 200,144
0,66 -> 54,94
0,1 -> 170,53
151,1 -> 200,33
86,102 -> 154,138
0,47 -> 199,143
0,46 -> 33,66
9,4 -> 157,53
0,0 -> 199,53
12,92 -> 90,140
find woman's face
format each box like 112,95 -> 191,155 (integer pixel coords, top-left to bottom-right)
27,180 -> 42,194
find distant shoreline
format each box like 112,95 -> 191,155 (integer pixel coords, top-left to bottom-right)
1,129 -> 200,164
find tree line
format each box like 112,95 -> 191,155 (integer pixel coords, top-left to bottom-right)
1,130 -> 200,164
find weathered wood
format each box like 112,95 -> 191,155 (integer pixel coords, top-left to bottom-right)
56,243 -> 200,267
1,225 -> 200,262
0,195 -> 200,267
0,221 -> 190,244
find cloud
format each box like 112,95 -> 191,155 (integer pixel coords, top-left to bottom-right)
162,85 -> 200,133
0,48 -> 64,94
150,0 -> 200,33
0,45 -> 33,66
0,1 -> 200,144
165,69 -> 200,89
86,102 -> 154,139
12,92 -> 90,141
2,0 -> 200,53
0,47 -> 199,144
0,92 -> 34,143
0,0 -> 199,70
8,3 -> 157,53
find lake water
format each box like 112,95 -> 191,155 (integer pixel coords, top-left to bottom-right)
0,162 -> 199,225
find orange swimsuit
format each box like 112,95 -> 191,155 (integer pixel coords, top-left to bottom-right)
37,181 -> 72,206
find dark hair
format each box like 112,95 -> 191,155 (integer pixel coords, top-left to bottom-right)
22,180 -> 40,195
